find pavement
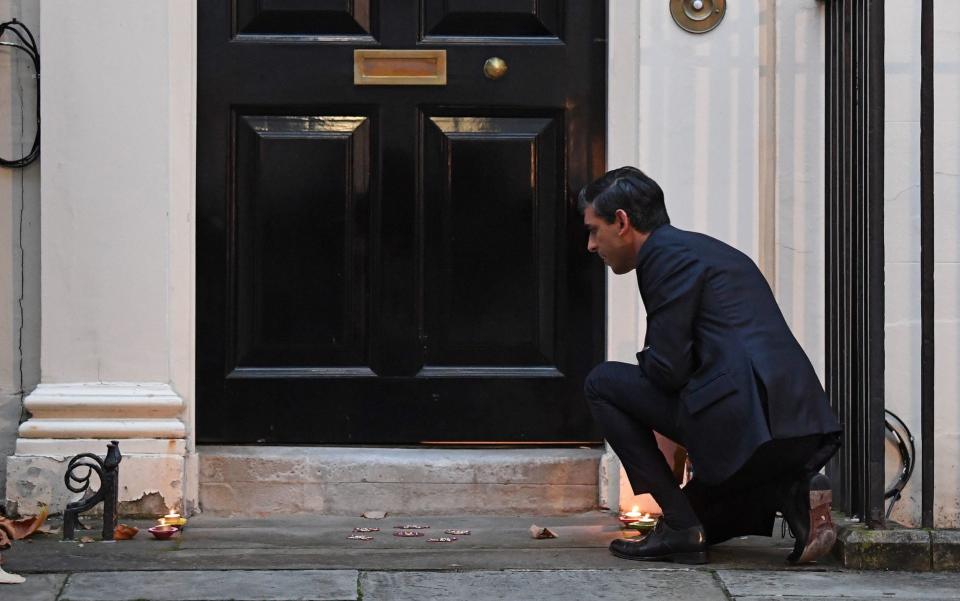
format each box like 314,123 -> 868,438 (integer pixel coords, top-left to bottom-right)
2,512 -> 958,600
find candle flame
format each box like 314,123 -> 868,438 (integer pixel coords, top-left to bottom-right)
631,506 -> 639,514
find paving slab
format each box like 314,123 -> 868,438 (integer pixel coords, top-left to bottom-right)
360,569 -> 728,601
58,570 -> 358,601
0,573 -> 67,601
717,569 -> 960,599
4,514 -> 820,573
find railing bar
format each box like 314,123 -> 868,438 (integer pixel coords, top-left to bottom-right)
865,0 -> 886,527
920,0 -> 935,530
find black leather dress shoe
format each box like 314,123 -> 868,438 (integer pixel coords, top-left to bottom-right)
609,521 -> 707,564
780,472 -> 837,564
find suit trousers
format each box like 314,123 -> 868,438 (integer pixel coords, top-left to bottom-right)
585,361 -> 836,543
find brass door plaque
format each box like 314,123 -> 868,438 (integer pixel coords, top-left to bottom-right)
354,50 -> 447,86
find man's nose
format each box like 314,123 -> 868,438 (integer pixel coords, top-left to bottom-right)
587,239 -> 597,253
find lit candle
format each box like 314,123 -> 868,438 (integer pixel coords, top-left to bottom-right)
618,505 -> 644,524
158,511 -> 187,529
627,513 -> 658,532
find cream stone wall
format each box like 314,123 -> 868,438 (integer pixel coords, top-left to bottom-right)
0,0 -> 39,506
5,0 -> 194,515
883,0 -> 960,528
605,0 -> 828,512
604,0 -> 959,528
933,0 -> 960,528
884,0 -> 924,529
38,0 -> 170,383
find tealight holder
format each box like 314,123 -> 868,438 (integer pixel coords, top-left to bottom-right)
147,525 -> 179,540
158,512 -> 188,531
626,518 -> 658,533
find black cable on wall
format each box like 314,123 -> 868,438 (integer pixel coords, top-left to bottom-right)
0,18 -> 39,168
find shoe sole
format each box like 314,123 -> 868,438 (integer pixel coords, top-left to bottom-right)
793,486 -> 837,564
610,548 -> 708,565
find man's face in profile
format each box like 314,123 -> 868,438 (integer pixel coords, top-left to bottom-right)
584,205 -> 636,275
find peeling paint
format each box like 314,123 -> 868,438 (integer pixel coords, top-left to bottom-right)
118,491 -> 168,517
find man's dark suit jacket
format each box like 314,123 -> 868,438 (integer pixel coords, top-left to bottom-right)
635,224 -> 841,485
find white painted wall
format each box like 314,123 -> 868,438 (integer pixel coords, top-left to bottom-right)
883,0 -> 960,528
606,0 -> 827,511
605,0 -> 960,528
39,0 -> 172,384
0,0 -> 40,506
609,1 -> 828,374
4,0 -> 196,515
932,0 -> 960,528
773,1 -> 826,382
884,0 -> 924,529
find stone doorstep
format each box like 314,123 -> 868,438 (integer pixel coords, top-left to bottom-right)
835,520 -> 960,571
198,446 -> 604,517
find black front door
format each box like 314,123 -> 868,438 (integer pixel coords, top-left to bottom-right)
197,1 -> 606,444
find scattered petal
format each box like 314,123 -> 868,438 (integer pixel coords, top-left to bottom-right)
0,505 -> 49,540
445,529 -> 471,536
113,524 -> 139,540
79,536 -> 95,544
529,524 -> 557,539
393,524 -> 430,529
352,527 -> 380,533
393,530 -> 424,537
427,537 -> 457,543
362,511 -> 386,519
346,535 -> 374,541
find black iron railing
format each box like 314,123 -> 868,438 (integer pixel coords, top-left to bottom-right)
920,0 -> 935,530
826,0 -> 937,529
824,0 -> 886,528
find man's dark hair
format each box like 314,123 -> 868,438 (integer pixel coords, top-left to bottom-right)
577,166 -> 670,232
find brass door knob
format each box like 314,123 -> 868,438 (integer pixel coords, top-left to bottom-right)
483,57 -> 508,80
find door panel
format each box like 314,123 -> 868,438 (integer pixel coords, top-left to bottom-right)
421,0 -> 562,38
421,115 -> 559,368
198,0 -> 606,443
232,114 -> 372,371
235,0 -> 375,36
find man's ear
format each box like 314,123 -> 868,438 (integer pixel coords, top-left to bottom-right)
614,209 -> 631,236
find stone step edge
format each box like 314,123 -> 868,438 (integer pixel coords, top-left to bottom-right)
198,446 -> 604,486
835,521 -> 960,570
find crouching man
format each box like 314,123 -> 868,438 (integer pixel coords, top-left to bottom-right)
580,167 -> 841,565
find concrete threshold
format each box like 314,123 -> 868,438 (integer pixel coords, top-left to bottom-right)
198,445 -> 603,516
